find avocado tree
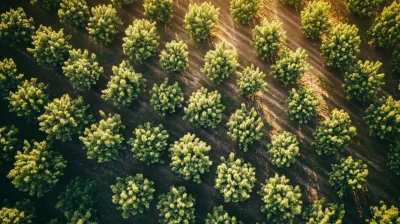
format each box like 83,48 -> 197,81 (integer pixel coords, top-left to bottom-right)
0,199 -> 35,224
287,86 -> 320,123
252,20 -> 285,60
0,7 -> 35,45
150,78 -> 184,116
267,131 -> 300,167
184,2 -> 220,41
30,0 -> 58,11
236,64 -> 267,96
159,40 -> 188,73
230,0 -> 261,25
0,58 -> 24,97
0,125 -> 20,161
389,141 -> 400,175
111,0 -> 135,7
157,186 -> 195,224
300,1 -> 331,40
205,206 -> 241,224
302,198 -> 345,224
346,0 -> 382,17
58,0 -> 90,28
366,201 -> 400,223
143,0 -> 173,23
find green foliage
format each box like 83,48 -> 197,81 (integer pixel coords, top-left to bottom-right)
169,133 -> 212,183
367,201 -> 400,224
389,141 -> 400,175
101,60 -> 146,108
27,25 -> 71,68
123,19 -> 159,64
280,0 -> 304,6
215,152 -> 256,202
227,103 -> 263,151
313,109 -> 357,155
364,96 -> 400,139
252,20 -> 285,60
287,86 -> 320,123
30,0 -> 58,11
329,156 -> 368,198
300,1 -> 331,40
128,122 -> 169,165
0,199 -> 35,224
259,174 -> 302,223
271,48 -> 310,86
321,23 -> 360,68
267,131 -> 300,167
205,206 -> 242,224
58,0 -> 90,28
184,2 -> 220,41
38,94 -> 92,142
0,58 -> 23,98
302,198 -> 345,224
86,4 -> 122,46
157,186 -> 195,224
56,177 -> 98,224
0,7 -> 35,45
236,64 -> 267,96
80,112 -> 125,163
183,87 -> 225,128
111,0 -> 135,7
111,174 -> 155,219
201,42 -> 238,84
143,0 -> 173,23
159,40 -> 188,72
0,125 -> 19,161
230,0 -> 261,24
150,78 -> 184,116
393,47 -> 400,74
7,140 -> 67,197
62,49 -> 103,90
346,0 -> 382,17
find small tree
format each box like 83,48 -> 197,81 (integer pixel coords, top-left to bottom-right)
267,131 -> 300,167
252,20 -> 285,60
321,23 -> 360,69
159,40 -> 188,73
184,2 -> 220,41
150,78 -> 184,116
111,174 -> 155,219
367,201 -> 400,223
393,47 -> 400,74
86,4 -> 123,46
0,7 -> 35,45
128,122 -> 169,165
38,94 -> 92,142
101,60 -> 146,108
80,111 -> 125,163
302,198 -> 345,224
259,174 -> 302,223
0,199 -> 35,224
389,141 -> 400,175
215,152 -> 256,202
183,87 -> 225,128
0,58 -> 23,98
0,125 -> 20,161
58,0 -> 90,28
230,0 -> 261,25
300,1 -> 331,40
27,25 -> 71,68
7,140 -> 67,197
30,0 -> 58,11
144,0 -> 173,23
287,86 -> 320,123
205,206 -> 241,224
157,186 -> 195,224
201,42 -> 238,84
123,19 -> 159,64
346,0 -> 382,17
280,0 -> 304,7
236,64 -> 267,96
111,0 -> 135,7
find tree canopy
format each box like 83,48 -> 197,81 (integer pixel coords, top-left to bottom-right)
267,131 -> 300,167
0,199 -> 35,224
205,206 -> 242,224
143,0 -> 173,23
230,0 -> 261,25
0,125 -> 20,162
252,20 -> 285,60
0,58 -> 24,98
184,2 -> 219,41
149,78 -> 184,116
302,198 -> 345,224
157,186 -> 195,223
287,86 -> 320,123
346,0 -> 383,17
58,0 -> 90,28
366,201 -> 400,224
236,64 -> 267,96
300,1 -> 331,40
0,7 -> 35,45
159,40 -> 188,73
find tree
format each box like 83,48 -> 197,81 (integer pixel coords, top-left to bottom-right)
368,1 -> 400,48
302,198 -> 345,224
122,19 -> 159,64
80,111 -> 125,163
329,156 -> 368,198
389,141 -> 400,175
300,1 -> 331,40
346,0 -> 382,17
0,7 -> 35,45
58,0 -> 90,28
157,186 -> 195,224
313,109 -> 357,155
38,94 -> 93,142
86,4 -> 123,46
111,174 -> 155,219
101,60 -> 146,108
169,133 -> 212,183
259,174 -> 302,223
364,96 -> 400,139
230,0 -> 261,25
183,87 -> 225,128
62,49 -> 103,90
267,131 -> 300,167
280,0 -> 304,7
0,125 -> 20,161
143,0 -> 173,23
27,25 -> 71,68
367,201 -> 400,223
128,122 -> 169,165
252,20 -> 285,60
30,0 -> 58,11
287,86 -> 320,123
150,78 -> 184,116
8,78 -> 49,121
227,103 -> 264,152
0,199 -> 35,224
111,0 -> 135,7
271,48 -> 310,86
7,140 -> 67,197
321,23 -> 360,69
393,47 -> 400,74
159,40 -> 188,73
205,206 -> 242,224
201,42 -> 238,84
236,64 -> 267,96
215,152 -> 256,202
56,178 -> 98,224
0,58 -> 23,98
184,2 -> 220,41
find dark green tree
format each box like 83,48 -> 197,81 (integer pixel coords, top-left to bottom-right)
0,199 -> 35,224
302,198 -> 345,224
389,141 -> 400,175
280,0 -> 304,7
252,20 -> 285,60
0,7 -> 35,45
0,125 -> 20,161
230,0 -> 261,25
159,40 -> 188,73
58,0 -> 90,28
0,58 -> 23,97
143,0 -> 173,23
205,206 -> 242,224
287,86 -> 320,123
267,131 -> 300,167
30,0 -> 59,11
366,201 -> 400,223
111,0 -> 136,7
150,78 -> 184,116
300,1 -> 331,40
184,2 -> 220,41
236,64 -> 267,96
346,0 -> 383,17
157,186 -> 195,223
393,47 -> 400,74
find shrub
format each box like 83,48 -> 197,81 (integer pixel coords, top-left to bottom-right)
7,140 -> 67,197
280,0 -> 304,7
58,0 -> 90,28
201,42 -> 238,84
38,94 -> 92,142
86,4 -> 123,46
236,64 -> 267,96
393,47 -> 400,74
321,23 -> 360,69
313,109 -> 357,155
183,87 -> 225,128
287,86 -> 320,123
0,58 -> 23,98
205,206 -> 241,224
302,198 -> 345,224
389,141 -> 400,175
150,78 -> 184,116
184,2 -> 219,41
80,111 -> 125,163
101,60 -> 146,108
111,174 -> 155,218
346,0 -> 382,17
0,7 -> 35,45
0,125 -> 20,161
111,0 -> 135,7
30,0 -> 58,11
252,20 -> 285,60
157,186 -> 195,223
230,0 -> 261,24
27,25 -> 71,68
366,201 -> 400,223
159,40 -> 188,72
123,19 -> 159,64
0,199 -> 35,224
215,152 -> 256,202
143,0 -> 173,23
300,1 -> 331,40
259,174 -> 302,223
267,131 -> 300,167
128,122 -> 169,165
